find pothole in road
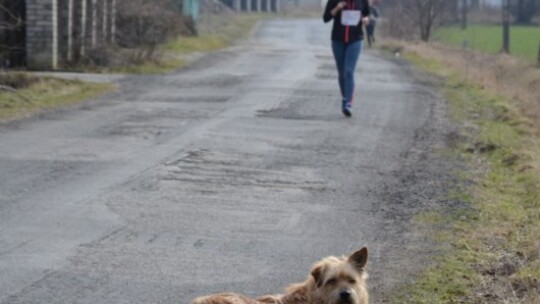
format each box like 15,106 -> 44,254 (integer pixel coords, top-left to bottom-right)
135,95 -> 231,103
257,94 -> 338,121
291,89 -> 336,99
315,54 -> 334,60
173,75 -> 246,89
173,96 -> 230,103
318,63 -> 337,71
98,124 -> 170,140
125,109 -> 210,121
315,72 -> 337,80
94,109 -> 211,139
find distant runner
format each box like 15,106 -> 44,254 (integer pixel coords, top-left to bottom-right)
366,0 -> 379,47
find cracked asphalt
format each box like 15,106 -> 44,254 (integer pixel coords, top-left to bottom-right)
0,18 -> 454,303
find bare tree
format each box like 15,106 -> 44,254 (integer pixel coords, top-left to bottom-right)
0,4 -> 21,31
0,2 -> 25,67
410,0 -> 451,42
103,0 -> 194,65
382,0 -> 456,42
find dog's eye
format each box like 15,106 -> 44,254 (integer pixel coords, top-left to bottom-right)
326,279 -> 337,286
348,279 -> 356,284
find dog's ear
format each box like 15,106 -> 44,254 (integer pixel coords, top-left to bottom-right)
311,265 -> 325,288
348,247 -> 368,271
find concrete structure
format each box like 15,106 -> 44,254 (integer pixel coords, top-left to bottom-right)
228,0 -> 281,12
25,0 -> 57,69
21,0 -> 279,70
182,0 -> 201,26
24,0 -> 117,70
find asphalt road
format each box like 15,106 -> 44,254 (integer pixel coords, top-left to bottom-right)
0,19 -> 453,303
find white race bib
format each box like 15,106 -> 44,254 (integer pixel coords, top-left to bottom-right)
341,10 -> 361,26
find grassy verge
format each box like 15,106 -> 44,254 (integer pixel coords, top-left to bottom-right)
434,24 -> 540,64
0,74 -> 112,121
381,44 -> 540,303
116,13 -> 273,74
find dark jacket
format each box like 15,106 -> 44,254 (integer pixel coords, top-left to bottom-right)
323,0 -> 370,43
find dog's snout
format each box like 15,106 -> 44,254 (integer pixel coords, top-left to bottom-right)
339,290 -> 351,300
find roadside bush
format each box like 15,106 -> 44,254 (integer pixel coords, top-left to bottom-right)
380,6 -> 417,40
115,0 -> 195,62
379,0 -> 455,42
79,45 -> 127,68
67,0 -> 196,69
0,72 -> 38,89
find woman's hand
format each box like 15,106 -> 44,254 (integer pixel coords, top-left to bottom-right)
331,1 -> 347,16
362,16 -> 370,26
336,1 -> 347,10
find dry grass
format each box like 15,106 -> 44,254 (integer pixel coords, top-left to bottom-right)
0,73 -> 112,121
397,42 -> 540,131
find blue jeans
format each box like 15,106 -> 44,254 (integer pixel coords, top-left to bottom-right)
331,40 -> 362,109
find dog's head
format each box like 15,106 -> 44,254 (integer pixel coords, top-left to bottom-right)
309,247 -> 368,304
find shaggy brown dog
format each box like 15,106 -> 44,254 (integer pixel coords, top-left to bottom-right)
191,247 -> 369,304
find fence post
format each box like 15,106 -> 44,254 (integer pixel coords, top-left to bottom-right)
81,0 -> 87,56
91,0 -> 97,48
111,0 -> 116,44
502,0 -> 510,54
103,0 -> 108,42
537,40 -> 540,66
52,0 -> 58,69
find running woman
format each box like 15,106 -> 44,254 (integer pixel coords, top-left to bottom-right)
323,0 -> 370,117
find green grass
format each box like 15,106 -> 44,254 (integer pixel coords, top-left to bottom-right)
389,50 -> 540,303
434,24 -> 540,63
0,75 -> 112,120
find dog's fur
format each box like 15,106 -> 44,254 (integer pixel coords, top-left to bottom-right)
191,247 -> 369,304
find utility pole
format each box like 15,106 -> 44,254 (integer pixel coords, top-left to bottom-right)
502,0 -> 510,54
537,40 -> 540,66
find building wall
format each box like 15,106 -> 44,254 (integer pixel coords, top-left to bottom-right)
26,0 -> 56,69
